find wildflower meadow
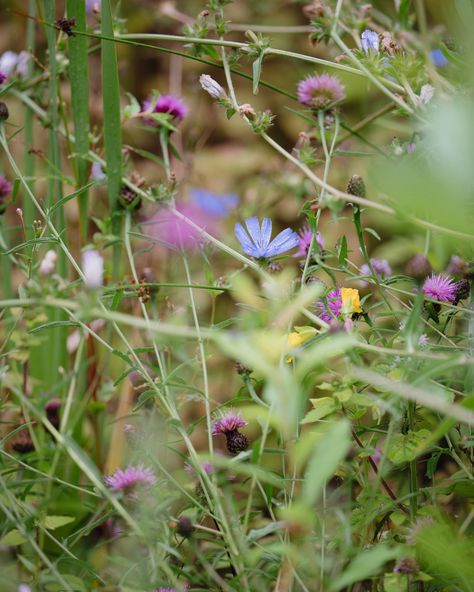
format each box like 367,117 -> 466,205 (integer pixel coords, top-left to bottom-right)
1,0 -> 474,590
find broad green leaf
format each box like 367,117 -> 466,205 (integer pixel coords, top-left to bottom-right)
302,419 -> 351,506
387,429 -> 432,464
302,397 -> 339,423
329,544 -> 402,591
0,529 -> 27,546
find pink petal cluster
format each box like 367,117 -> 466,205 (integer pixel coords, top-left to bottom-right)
0,175 -> 12,198
104,465 -> 156,492
297,74 -> 345,109
294,225 -> 324,258
422,274 -> 457,303
147,203 -> 218,250
212,412 -> 247,435
314,288 -> 342,322
142,94 -> 188,126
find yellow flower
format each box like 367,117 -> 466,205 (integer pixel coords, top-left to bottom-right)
286,328 -> 317,363
340,288 -> 362,315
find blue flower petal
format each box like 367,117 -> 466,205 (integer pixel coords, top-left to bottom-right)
245,217 -> 262,246
235,222 -> 258,257
266,228 -> 299,257
260,218 -> 273,251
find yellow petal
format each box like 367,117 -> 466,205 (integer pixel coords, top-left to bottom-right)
340,288 -> 362,314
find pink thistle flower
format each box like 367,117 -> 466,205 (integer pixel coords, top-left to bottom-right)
314,288 -> 342,322
142,94 -> 188,127
147,203 -> 218,250
297,74 -> 345,110
360,258 -> 392,285
294,225 -> 324,258
212,411 -> 247,435
422,274 -> 457,303
104,465 -> 156,492
184,461 -> 213,476
446,255 -> 469,277
0,175 -> 12,198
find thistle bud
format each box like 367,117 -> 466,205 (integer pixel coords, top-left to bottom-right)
225,430 -> 249,454
346,174 -> 366,197
0,101 -> 9,122
454,279 -> 470,304
45,398 -> 61,430
176,516 -> 194,538
405,254 -> 432,281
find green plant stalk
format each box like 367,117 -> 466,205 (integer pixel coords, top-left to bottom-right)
44,0 -> 69,388
66,0 -> 90,243
23,0 -> 36,239
101,0 -> 123,279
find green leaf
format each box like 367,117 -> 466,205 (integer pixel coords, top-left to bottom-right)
302,419 -> 351,506
247,521 -> 285,543
41,515 -> 75,530
329,544 -> 402,591
387,429 -> 432,464
0,529 -> 27,546
302,397 -> 339,423
338,235 -> 348,266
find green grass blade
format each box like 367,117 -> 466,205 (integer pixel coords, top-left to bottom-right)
101,0 -> 123,278
67,0 -> 90,243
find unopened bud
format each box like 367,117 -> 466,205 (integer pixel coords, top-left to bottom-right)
199,74 -> 227,100
0,101 -> 9,122
346,174 -> 366,198
406,254 -> 432,281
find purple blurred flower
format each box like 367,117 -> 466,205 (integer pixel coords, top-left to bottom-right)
406,142 -> 416,154
235,217 -> 299,259
212,411 -> 247,436
190,188 -> 238,218
90,162 -> 106,182
0,175 -> 12,198
422,274 -> 456,303
142,94 -> 187,126
82,249 -> 104,288
314,288 -> 342,322
199,74 -> 227,100
105,465 -> 156,492
360,258 -> 392,285
294,225 -> 324,258
184,461 -> 213,476
361,29 -> 380,54
18,586 -> 31,592
297,74 -> 345,110
0,71 -> 7,84
418,334 -> 429,348
430,48 -> 448,68
148,203 -> 218,250
86,0 -> 98,13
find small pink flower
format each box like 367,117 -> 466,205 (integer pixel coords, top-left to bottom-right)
294,225 -> 324,258
142,94 -> 187,127
297,74 -> 345,109
212,411 -> 247,435
104,465 -> 156,492
422,274 -> 457,303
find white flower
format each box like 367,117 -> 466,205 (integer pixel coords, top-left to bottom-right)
39,250 -> 57,276
419,84 -> 434,105
199,74 -> 227,100
0,50 -> 29,78
82,249 -> 103,288
90,162 -> 106,181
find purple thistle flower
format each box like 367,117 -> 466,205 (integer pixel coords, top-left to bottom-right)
360,258 -> 392,285
0,175 -> 12,198
294,225 -> 324,258
235,217 -> 299,259
314,288 -> 342,322
142,94 -> 187,126
297,74 -> 345,110
212,411 -> 247,435
190,188 -> 239,218
422,274 -> 457,303
361,29 -> 380,55
104,464 -> 156,492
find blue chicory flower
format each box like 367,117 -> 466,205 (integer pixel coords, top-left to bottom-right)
234,217 -> 299,258
430,48 -> 448,68
361,29 -> 380,55
190,188 -> 239,218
